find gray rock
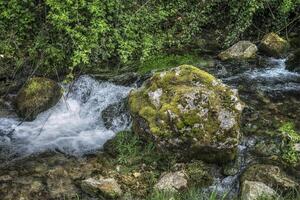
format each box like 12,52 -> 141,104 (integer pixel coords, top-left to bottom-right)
154,171 -> 188,192
81,176 -> 123,199
218,41 -> 258,61
241,180 -> 278,200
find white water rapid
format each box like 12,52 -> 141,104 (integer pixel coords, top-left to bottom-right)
0,76 -> 132,158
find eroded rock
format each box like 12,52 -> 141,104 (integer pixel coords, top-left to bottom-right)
218,41 -> 258,61
129,65 -> 244,163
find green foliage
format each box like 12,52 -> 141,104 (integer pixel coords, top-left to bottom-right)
111,131 -> 175,170
278,122 -> 300,166
146,188 -> 227,200
0,0 -> 299,77
138,54 -> 214,75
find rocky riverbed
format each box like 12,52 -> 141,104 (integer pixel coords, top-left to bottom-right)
0,34 -> 300,200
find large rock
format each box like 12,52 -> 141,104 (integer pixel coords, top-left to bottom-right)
129,65 -> 244,163
240,181 -> 278,200
241,164 -> 299,193
15,77 -> 62,121
154,171 -> 188,192
81,177 -> 123,199
218,41 -> 258,61
260,32 -> 289,58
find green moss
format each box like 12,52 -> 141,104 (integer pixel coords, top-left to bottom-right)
278,122 -> 300,166
186,161 -> 213,187
138,54 -> 214,75
16,77 -> 62,120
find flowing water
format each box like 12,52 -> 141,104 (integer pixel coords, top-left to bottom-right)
0,57 -> 299,199
0,75 -> 132,161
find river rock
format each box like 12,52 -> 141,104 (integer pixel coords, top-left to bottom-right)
15,77 -> 62,121
240,180 -> 278,200
129,65 -> 244,163
241,164 -> 299,193
101,98 -> 131,131
260,32 -> 289,58
81,176 -> 123,199
218,41 -> 258,61
286,49 -> 300,73
154,171 -> 188,192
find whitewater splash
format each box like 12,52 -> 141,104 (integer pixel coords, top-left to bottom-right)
223,58 -> 300,94
0,76 -> 132,158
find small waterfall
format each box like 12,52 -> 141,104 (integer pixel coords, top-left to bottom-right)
0,76 -> 132,159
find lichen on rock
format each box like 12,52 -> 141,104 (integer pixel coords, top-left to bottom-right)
128,65 -> 244,163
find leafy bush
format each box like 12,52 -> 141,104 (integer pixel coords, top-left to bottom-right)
0,0 -> 299,78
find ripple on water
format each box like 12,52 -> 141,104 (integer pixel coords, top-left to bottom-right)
0,76 -> 132,159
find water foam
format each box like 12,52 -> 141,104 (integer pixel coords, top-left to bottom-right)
0,76 -> 132,157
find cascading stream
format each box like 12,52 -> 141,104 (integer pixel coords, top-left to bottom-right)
0,75 -> 132,159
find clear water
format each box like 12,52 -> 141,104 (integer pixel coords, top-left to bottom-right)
0,75 -> 132,158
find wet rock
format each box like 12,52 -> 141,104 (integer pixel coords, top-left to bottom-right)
81,176 -> 123,199
286,49 -> 300,73
15,77 -> 62,121
218,41 -> 258,61
129,65 -> 244,163
101,98 -> 131,131
154,171 -> 188,192
260,32 -> 289,58
240,180 -> 278,200
241,164 -> 299,193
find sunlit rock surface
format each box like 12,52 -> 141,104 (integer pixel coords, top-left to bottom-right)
218,41 -> 257,61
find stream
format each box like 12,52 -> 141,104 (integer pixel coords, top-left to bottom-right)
0,57 -> 299,199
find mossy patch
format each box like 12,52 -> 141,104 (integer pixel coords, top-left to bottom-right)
138,54 -> 214,75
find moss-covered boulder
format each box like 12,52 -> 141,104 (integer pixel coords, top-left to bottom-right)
260,32 -> 289,58
15,77 -> 62,121
128,65 -> 244,163
218,41 -> 257,61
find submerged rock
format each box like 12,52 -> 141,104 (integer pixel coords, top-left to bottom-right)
129,65 -> 244,163
15,77 -> 62,121
240,180 -> 278,200
81,176 -> 123,199
218,41 -> 258,61
154,171 -> 188,192
260,32 -> 289,58
241,164 -> 299,193
101,98 -> 131,131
